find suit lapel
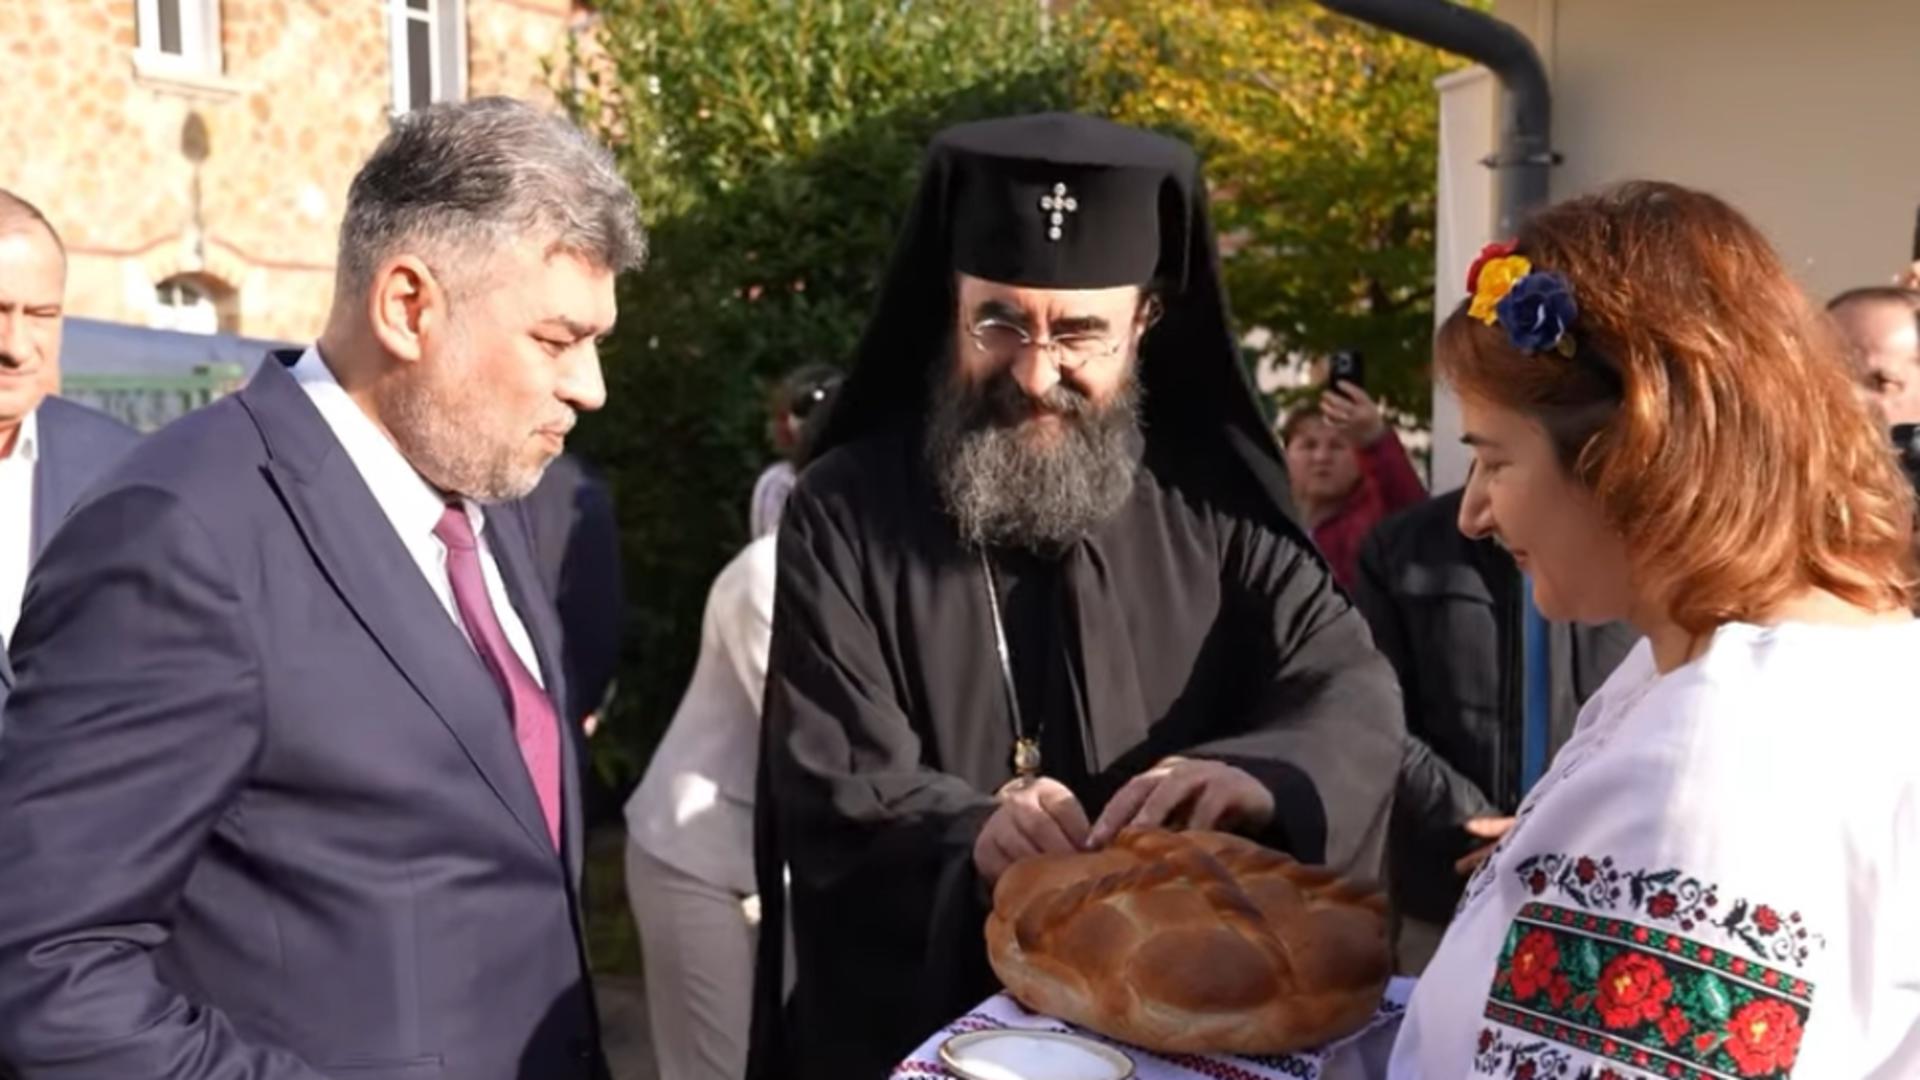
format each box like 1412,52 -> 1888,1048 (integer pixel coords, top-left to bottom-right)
242,354 -> 557,860
487,502 -> 586,881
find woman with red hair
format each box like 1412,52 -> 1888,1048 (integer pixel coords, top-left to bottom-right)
1388,182 -> 1920,1077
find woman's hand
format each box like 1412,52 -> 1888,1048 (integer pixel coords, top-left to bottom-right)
1321,383 -> 1388,446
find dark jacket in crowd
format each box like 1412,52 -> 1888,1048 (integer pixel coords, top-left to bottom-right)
0,396 -> 140,726
523,452 -> 625,726
1353,488 -> 1639,924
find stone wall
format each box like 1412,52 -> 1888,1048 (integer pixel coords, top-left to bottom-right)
0,0 -> 581,343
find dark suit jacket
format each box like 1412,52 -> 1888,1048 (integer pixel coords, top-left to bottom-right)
31,394 -> 142,558
522,452 -> 624,726
0,395 -> 137,723
0,353 -> 606,1080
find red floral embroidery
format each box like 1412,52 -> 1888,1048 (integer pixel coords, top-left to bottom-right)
1656,1006 -> 1691,1047
1511,929 -> 1560,1001
1547,974 -> 1572,1009
1753,906 -> 1782,935
1576,857 -> 1599,884
1487,903 -> 1816,1079
1724,999 -> 1804,1076
1646,891 -> 1679,919
1528,869 -> 1549,894
1595,954 -> 1673,1029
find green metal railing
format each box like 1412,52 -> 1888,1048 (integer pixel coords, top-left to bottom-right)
62,364 -> 249,433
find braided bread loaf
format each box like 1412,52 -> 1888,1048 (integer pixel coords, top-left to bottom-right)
984,827 -> 1389,1055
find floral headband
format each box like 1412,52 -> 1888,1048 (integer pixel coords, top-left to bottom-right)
1466,240 -> 1579,358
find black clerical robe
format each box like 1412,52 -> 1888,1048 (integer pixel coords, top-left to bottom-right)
752,431 -> 1402,1079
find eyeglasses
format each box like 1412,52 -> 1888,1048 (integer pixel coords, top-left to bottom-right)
966,317 -> 1126,372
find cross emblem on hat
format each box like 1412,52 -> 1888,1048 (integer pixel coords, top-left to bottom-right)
1038,182 -> 1079,242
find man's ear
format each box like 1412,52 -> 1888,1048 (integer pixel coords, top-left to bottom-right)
1136,293 -> 1164,337
367,255 -> 447,365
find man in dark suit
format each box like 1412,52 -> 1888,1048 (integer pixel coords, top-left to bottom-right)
0,98 -> 645,1079
0,191 -> 140,717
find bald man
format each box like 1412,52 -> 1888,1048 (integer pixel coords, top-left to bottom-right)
1830,286 -> 1920,428
0,191 -> 138,708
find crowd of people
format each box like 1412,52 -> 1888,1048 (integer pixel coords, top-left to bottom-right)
2,93 -> 1919,1080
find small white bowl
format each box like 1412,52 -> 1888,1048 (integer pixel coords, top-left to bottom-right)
938,1029 -> 1136,1080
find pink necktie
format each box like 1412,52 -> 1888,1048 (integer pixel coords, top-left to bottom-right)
435,505 -> 562,850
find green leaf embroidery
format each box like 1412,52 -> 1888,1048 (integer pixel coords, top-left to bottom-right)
1696,972 -> 1732,1021
1573,937 -> 1603,985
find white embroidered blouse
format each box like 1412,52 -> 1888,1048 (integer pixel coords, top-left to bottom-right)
1389,620 -> 1920,1079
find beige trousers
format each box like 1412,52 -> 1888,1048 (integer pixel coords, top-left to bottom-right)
625,843 -> 760,1080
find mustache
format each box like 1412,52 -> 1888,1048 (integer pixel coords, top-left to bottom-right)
961,370 -> 1100,428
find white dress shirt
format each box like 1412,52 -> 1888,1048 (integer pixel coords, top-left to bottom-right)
290,347 -> 543,684
0,409 -> 39,642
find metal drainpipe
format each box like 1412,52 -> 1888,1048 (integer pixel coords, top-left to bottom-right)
1315,0 -> 1560,801
1313,0 -> 1555,235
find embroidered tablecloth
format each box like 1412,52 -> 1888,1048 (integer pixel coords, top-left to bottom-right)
892,978 -> 1414,1080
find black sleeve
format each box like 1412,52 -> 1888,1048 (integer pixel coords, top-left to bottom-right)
751,484 -> 1001,1077
762,486 -> 997,894
1185,516 -> 1404,877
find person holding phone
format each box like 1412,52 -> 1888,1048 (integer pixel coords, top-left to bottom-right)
1280,358 -> 1427,588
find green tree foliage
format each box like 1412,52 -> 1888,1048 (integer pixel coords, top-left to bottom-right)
561,0 -> 1096,780
1082,0 -> 1459,418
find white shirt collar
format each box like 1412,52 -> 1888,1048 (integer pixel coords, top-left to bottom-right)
2,408 -> 39,465
287,346 -> 486,541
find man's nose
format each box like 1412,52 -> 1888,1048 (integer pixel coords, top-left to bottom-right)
0,312 -> 24,368
558,344 -> 607,413
1007,345 -> 1061,401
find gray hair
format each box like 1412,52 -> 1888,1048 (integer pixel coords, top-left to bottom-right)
336,97 -> 644,300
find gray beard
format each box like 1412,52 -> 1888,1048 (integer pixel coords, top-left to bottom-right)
926,365 -> 1143,554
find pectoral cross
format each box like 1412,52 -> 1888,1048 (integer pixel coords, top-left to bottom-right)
1039,182 -> 1079,242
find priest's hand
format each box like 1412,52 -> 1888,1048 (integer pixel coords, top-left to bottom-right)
1086,756 -> 1275,848
974,777 -> 1093,886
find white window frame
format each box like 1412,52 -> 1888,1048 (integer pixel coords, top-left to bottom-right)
150,276 -> 222,336
389,0 -> 469,116
135,0 -> 223,76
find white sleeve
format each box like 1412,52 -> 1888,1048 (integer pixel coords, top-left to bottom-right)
717,537 -> 779,717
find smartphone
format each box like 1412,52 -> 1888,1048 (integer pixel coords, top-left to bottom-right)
1329,349 -> 1365,393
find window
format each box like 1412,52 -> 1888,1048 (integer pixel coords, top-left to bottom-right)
389,0 -> 467,115
136,0 -> 223,75
150,276 -> 224,335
